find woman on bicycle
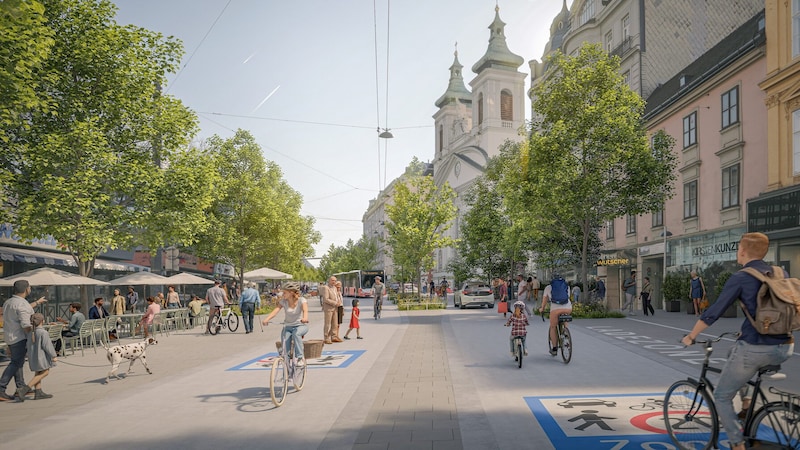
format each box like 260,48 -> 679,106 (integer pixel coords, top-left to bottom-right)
539,274 -> 572,356
505,301 -> 529,358
262,281 -> 309,365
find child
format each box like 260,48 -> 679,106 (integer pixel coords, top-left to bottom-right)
343,299 -> 362,340
17,313 -> 56,401
505,301 -> 529,360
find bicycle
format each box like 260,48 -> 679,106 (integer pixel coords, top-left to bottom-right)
541,309 -> 572,364
269,325 -> 307,407
208,305 -> 239,335
374,296 -> 382,320
663,331 -> 799,450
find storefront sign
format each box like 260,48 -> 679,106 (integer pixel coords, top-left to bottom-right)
691,241 -> 738,257
597,258 -> 630,266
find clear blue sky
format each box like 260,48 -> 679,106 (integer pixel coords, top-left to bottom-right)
113,0 -> 564,261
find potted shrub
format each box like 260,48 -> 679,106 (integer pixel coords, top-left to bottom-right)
663,271 -> 689,312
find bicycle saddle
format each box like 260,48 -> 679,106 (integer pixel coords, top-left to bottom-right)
558,314 -> 573,322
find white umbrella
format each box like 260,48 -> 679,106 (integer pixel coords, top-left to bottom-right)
110,271 -> 170,286
243,267 -> 293,281
166,272 -> 215,285
0,267 -> 109,286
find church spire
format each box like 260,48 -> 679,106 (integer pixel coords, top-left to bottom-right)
471,5 -> 524,74
435,43 -> 472,108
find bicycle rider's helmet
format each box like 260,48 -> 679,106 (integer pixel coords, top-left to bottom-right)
281,281 -> 301,292
513,301 -> 525,310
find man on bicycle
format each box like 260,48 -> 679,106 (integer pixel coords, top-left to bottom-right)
682,232 -> 794,450
205,280 -> 230,335
539,273 -> 572,356
372,276 -> 385,320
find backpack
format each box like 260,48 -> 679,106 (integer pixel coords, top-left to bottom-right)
739,266 -> 800,336
550,277 -> 569,304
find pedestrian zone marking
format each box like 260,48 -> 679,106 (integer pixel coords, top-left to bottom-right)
525,392 -> 732,449
227,350 -> 365,371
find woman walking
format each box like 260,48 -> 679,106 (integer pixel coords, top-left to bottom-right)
689,271 -> 706,317
641,276 -> 654,316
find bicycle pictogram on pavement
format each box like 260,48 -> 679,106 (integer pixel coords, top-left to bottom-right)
227,349 -> 365,371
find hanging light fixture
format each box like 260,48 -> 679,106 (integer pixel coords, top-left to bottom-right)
378,127 -> 393,139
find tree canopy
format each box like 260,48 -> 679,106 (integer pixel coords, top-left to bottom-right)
317,236 -> 379,278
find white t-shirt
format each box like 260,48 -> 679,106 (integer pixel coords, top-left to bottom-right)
543,285 -> 571,311
280,297 -> 307,326
517,280 -> 528,301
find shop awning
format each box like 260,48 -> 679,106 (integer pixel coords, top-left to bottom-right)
0,246 -> 149,272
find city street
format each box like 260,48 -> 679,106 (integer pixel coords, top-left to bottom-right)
0,298 -> 796,449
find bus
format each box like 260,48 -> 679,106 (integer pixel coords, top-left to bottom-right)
333,269 -> 385,297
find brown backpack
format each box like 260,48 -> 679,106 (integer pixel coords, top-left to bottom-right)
740,266 -> 800,336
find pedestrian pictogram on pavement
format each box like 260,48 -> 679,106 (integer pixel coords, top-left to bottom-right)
227,350 -> 365,371
525,392 -> 720,449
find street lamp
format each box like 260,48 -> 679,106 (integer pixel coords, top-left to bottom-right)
661,228 -> 673,306
377,127 -> 393,139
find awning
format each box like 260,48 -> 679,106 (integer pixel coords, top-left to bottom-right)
0,246 -> 149,273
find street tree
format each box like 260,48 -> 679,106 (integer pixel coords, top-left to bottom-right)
191,130 -> 320,285
510,43 -> 677,293
2,0 -> 205,297
385,176 -> 456,297
318,237 -> 378,278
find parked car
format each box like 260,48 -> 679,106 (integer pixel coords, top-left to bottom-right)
453,281 -> 494,309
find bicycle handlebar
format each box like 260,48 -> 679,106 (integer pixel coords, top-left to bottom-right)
682,331 -> 740,346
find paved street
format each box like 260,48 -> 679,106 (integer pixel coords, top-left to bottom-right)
0,299 -> 797,450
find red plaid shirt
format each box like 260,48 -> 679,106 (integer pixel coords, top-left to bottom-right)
505,313 -> 529,336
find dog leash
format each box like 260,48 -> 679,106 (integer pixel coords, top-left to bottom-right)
52,360 -> 108,368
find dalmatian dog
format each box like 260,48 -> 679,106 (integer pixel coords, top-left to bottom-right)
105,337 -> 158,382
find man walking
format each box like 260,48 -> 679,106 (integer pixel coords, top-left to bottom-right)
126,286 -> 139,313
621,270 -> 637,315
372,276 -> 385,319
1,280 -> 46,401
239,282 -> 260,334
205,280 -> 230,335
320,276 -> 341,344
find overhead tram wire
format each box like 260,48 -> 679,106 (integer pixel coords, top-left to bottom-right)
383,0 -> 391,190
166,0 -> 232,95
373,0 -> 383,191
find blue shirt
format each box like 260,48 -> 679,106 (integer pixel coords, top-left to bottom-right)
239,287 -> 260,308
700,260 -> 792,346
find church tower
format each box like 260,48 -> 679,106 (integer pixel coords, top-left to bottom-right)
469,5 -> 526,156
432,48 -> 472,162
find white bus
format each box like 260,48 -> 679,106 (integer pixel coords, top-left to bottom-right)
333,269 -> 385,297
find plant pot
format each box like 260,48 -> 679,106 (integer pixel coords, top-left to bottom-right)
666,300 -> 681,312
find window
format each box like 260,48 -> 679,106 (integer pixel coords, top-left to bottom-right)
684,181 -> 698,218
683,111 -> 697,148
722,164 -> 740,208
578,0 -> 595,27
606,220 -> 615,239
794,0 -> 800,57
622,15 -> 630,41
794,110 -> 800,175
500,90 -> 513,121
626,215 -> 637,234
721,86 -> 739,128
605,30 -> 613,53
622,71 -> 630,86
652,207 -> 663,227
478,93 -> 484,126
438,125 -> 443,154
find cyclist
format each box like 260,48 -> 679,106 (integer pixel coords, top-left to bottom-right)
681,232 -> 794,450
505,301 -> 529,359
372,275 -> 385,320
204,280 -> 230,335
539,273 -> 572,356
262,281 -> 309,366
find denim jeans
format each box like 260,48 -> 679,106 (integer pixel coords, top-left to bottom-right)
240,302 -> 255,333
509,335 -> 526,354
282,324 -> 309,360
0,340 -> 27,392
714,340 -> 794,446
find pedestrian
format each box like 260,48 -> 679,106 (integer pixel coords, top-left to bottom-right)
205,280 -> 230,335
0,280 -> 46,401
429,280 -> 435,299
682,232 -> 794,450
689,271 -> 706,317
526,276 -> 536,311
343,299 -> 362,340
111,288 -> 125,316
239,282 -> 260,334
621,270 -> 637,315
372,276 -> 385,319
596,276 -> 606,303
166,285 -> 181,309
571,282 -> 581,304
516,274 -> 528,305
320,276 -> 341,344
156,292 -> 166,308
126,286 -> 140,313
531,276 -> 540,303
499,278 -> 508,318
16,313 -> 56,401
641,276 -> 655,316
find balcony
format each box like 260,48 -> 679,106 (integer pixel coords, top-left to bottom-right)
610,36 -> 637,59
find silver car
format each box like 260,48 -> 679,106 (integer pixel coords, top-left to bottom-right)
453,281 -> 494,309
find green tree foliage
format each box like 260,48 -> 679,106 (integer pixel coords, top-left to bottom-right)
385,176 -> 456,292
191,130 -> 320,284
318,237 -> 378,278
2,0 -> 207,282
506,43 -> 677,292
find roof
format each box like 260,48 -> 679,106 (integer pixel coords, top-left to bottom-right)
471,6 -> 524,74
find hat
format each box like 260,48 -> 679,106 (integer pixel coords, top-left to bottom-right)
214,279 -> 221,285
282,281 -> 301,292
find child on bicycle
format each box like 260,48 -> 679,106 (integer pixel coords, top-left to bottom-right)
343,298 -> 362,340
505,301 -> 529,358
262,281 -> 309,365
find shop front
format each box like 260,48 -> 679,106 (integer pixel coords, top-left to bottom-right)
748,185 -> 800,274
597,249 -> 636,310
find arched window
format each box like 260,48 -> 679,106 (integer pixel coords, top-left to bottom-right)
478,93 -> 484,125
438,125 -> 443,154
501,90 -> 513,121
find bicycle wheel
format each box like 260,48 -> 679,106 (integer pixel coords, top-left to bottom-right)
663,380 -> 718,450
270,356 -> 288,407
208,314 -> 221,335
227,313 -> 239,332
560,326 -> 572,364
746,402 -> 800,449
517,340 -> 523,369
292,359 -> 307,391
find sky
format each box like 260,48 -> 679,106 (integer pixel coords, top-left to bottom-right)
112,0 -> 566,263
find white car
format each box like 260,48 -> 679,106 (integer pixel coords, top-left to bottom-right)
453,282 -> 494,309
